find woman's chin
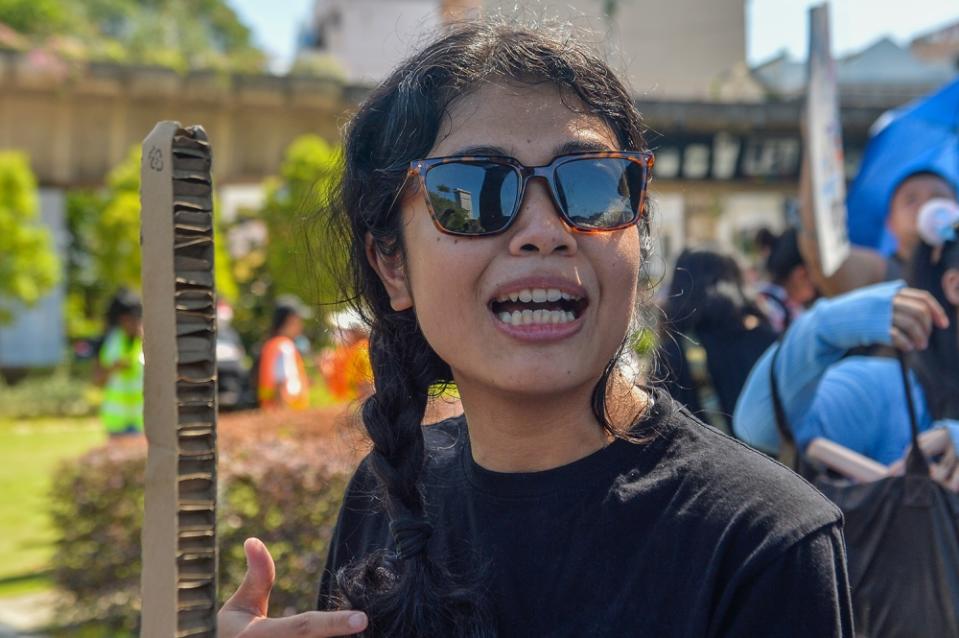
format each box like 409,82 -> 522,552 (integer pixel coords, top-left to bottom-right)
476,363 -> 601,399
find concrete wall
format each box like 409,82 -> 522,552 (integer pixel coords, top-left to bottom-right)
0,53 -> 351,188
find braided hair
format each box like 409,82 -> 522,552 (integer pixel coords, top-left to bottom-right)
325,18 -> 648,637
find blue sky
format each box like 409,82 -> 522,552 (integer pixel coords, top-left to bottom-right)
227,0 -> 959,72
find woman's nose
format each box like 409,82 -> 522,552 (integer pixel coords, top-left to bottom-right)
507,179 -> 578,256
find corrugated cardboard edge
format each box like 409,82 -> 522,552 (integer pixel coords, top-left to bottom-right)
140,120 -> 182,638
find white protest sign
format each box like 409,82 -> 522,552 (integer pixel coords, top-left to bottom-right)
805,2 -> 850,277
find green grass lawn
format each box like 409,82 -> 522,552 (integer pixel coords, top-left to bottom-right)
0,417 -> 105,595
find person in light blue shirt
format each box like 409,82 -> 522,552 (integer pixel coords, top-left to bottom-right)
733,232 -> 959,484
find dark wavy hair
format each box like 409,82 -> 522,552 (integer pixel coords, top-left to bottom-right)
908,237 -> 959,420
322,18 -> 648,638
664,249 -> 767,334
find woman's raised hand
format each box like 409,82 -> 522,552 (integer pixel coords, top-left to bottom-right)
890,288 -> 950,352
218,538 -> 368,638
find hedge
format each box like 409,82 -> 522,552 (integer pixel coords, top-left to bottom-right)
49,406 -> 368,631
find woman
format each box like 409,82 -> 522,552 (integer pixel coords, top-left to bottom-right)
219,21 -> 853,637
657,249 -> 776,431
734,200 -> 959,476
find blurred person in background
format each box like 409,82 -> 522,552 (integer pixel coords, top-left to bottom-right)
801,167 -> 958,297
656,249 -> 777,432
257,295 -> 311,410
94,289 -> 144,438
755,227 -> 817,332
319,309 -> 372,403
882,171 -> 957,277
735,200 -> 959,483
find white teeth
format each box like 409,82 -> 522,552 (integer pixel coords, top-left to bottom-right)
495,288 -> 582,304
495,308 -> 578,326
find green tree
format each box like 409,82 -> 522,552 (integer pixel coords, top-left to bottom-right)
0,0 -> 265,73
259,135 -> 344,317
0,0 -> 71,35
65,146 -> 237,337
0,151 -> 58,324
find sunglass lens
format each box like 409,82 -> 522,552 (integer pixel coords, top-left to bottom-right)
554,158 -> 646,229
424,162 -> 519,234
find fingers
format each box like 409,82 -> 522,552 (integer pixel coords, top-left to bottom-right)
913,289 -> 951,330
930,444 -> 959,492
891,288 -> 947,350
946,462 -> 959,493
897,289 -> 949,332
242,610 -> 368,638
221,538 -> 276,617
918,429 -> 951,458
892,299 -> 931,350
890,326 -> 916,352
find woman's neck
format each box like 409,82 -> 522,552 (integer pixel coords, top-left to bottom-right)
454,375 -> 646,473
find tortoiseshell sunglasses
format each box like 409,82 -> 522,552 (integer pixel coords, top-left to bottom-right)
407,150 -> 654,237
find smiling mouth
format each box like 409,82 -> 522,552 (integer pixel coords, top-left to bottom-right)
489,287 -> 589,327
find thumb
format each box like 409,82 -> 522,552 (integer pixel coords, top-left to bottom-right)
224,537 -> 275,617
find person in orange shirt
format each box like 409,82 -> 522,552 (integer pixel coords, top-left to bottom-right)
257,296 -> 311,410
319,309 -> 372,403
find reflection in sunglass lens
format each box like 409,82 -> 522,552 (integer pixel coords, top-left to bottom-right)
424,162 -> 519,234
554,158 -> 645,229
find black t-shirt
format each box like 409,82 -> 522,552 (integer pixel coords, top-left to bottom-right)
318,389 -> 854,637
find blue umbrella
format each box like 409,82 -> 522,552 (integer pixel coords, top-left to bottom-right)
846,75 -> 959,253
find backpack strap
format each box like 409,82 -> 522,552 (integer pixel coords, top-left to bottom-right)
898,353 -> 930,476
768,340 -> 800,471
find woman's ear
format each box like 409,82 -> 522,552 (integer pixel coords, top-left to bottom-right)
366,233 -> 413,311
942,268 -> 959,307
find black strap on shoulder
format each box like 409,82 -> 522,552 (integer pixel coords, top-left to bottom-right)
768,340 -> 800,472
898,353 -> 930,476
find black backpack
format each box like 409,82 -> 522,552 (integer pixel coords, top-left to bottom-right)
771,345 -> 959,637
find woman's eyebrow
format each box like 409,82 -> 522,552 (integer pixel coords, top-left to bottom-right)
445,140 -> 615,160
447,144 -> 511,156
552,140 -> 615,156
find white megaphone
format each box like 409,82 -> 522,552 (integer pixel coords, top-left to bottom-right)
917,198 -> 959,247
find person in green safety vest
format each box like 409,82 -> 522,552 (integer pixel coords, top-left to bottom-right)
95,290 -> 144,438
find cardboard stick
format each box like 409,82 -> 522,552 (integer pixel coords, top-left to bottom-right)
141,121 -> 218,638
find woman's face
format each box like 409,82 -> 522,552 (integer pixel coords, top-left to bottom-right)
374,81 -> 642,399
